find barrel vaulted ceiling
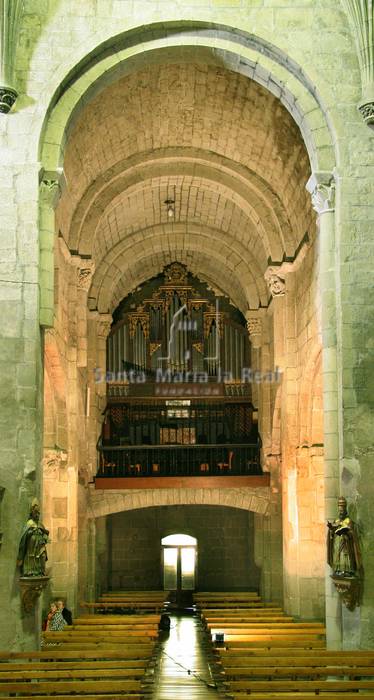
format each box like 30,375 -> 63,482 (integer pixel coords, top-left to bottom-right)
56,61 -> 314,313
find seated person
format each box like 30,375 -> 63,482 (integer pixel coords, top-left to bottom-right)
45,601 -> 67,631
56,598 -> 73,625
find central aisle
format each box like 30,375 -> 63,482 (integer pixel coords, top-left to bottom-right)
152,613 -> 221,699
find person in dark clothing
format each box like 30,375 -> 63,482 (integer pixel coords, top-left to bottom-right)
56,599 -> 73,625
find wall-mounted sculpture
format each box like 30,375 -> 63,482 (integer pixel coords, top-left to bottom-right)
327,496 -> 362,610
17,499 -> 50,612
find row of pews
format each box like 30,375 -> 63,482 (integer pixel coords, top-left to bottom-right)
81,590 -> 168,613
0,591 -> 166,699
195,591 -> 374,699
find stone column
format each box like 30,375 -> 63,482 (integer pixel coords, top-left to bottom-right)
307,171 -> 341,647
39,171 -> 64,328
0,157 -> 43,649
0,0 -> 23,113
341,0 -> 374,128
245,311 -> 263,411
75,260 -> 95,368
42,449 -> 79,616
86,312 -> 112,475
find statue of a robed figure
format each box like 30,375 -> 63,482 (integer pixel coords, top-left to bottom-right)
17,499 -> 50,612
327,496 -> 362,610
18,499 -> 49,576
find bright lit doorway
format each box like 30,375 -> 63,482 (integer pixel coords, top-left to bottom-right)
162,533 -> 197,592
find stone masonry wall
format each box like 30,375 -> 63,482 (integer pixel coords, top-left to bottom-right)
107,505 -> 259,592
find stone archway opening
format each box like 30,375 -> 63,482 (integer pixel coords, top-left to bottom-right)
40,31 -> 332,622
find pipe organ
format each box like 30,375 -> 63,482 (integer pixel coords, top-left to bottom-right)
107,263 -> 250,381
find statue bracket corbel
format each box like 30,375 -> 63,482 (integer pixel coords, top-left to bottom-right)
19,576 -> 50,613
330,574 -> 362,612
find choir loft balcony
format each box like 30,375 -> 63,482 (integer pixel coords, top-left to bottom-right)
95,264 -> 268,490
95,442 -> 264,489
95,399 -> 265,490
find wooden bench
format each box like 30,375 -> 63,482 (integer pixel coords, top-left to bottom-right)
0,634 -> 155,698
217,639 -> 326,649
41,639 -> 157,648
206,622 -> 325,630
0,660 -> 149,671
0,666 -> 147,679
225,679 -> 374,693
0,648 -> 154,660
217,647 -> 374,698
81,601 -> 164,612
0,679 -> 143,695
76,614 -> 160,620
194,591 -> 259,596
198,602 -> 278,609
228,694 -> 374,700
200,608 -> 284,614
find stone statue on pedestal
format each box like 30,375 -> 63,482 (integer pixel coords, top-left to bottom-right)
327,496 -> 362,610
17,499 -> 49,577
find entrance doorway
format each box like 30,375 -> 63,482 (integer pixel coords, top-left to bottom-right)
162,534 -> 197,592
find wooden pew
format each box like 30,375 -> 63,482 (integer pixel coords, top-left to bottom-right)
201,605 -> 285,616
217,648 -> 374,659
194,593 -> 260,600
225,679 -> 374,694
218,646 -> 374,698
0,660 -> 149,670
0,643 -> 154,698
198,602 -> 278,609
75,615 -> 160,624
81,601 -> 165,612
0,679 -> 143,695
217,639 -> 326,649
0,648 -> 154,660
206,622 -> 325,630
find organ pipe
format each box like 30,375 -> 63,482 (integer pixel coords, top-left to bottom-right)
106,265 -> 250,378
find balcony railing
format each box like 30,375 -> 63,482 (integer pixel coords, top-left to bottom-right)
107,381 -> 252,400
96,443 -> 261,479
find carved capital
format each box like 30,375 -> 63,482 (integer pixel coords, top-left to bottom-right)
97,313 -> 113,338
0,86 -> 18,114
264,267 -> 286,297
0,0 -> 23,113
43,449 -> 68,476
246,318 -> 262,336
306,172 -> 335,214
40,180 -> 61,211
39,168 -> 65,209
77,260 -> 95,291
358,99 -> 374,129
341,1 -> 374,128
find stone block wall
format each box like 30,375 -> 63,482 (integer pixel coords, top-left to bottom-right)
107,505 -> 259,592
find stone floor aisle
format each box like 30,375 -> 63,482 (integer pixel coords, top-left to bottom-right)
151,612 -> 222,700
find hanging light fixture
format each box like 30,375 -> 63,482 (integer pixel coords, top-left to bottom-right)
164,185 -> 176,218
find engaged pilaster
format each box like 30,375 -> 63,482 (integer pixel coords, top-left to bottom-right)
39,169 -> 65,327
91,312 -> 112,400
307,170 -> 341,648
75,259 -> 95,367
